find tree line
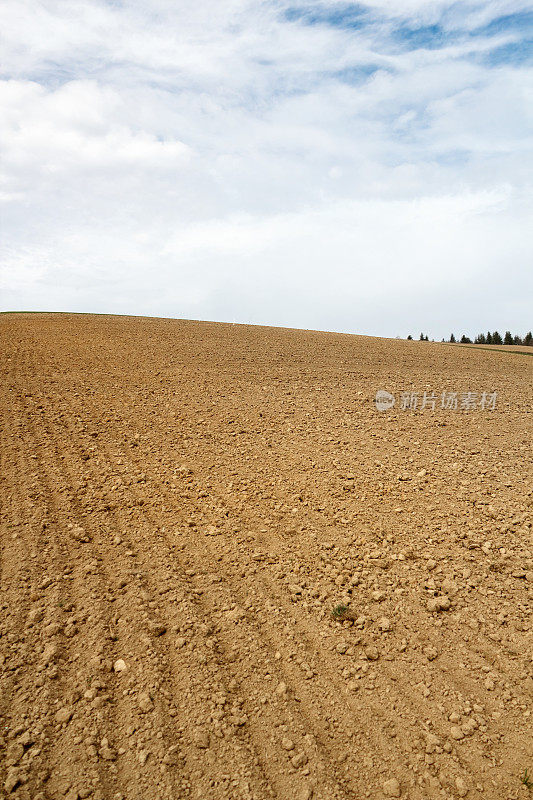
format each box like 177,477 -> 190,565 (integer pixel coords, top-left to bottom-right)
407,331 -> 533,345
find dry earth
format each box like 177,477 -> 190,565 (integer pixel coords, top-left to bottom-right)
0,313 -> 532,800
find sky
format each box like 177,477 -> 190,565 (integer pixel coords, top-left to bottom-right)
1,0 -> 532,339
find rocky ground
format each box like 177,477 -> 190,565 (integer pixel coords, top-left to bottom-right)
0,312 -> 531,800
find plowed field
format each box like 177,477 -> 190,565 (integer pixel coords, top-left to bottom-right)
0,313 -> 531,800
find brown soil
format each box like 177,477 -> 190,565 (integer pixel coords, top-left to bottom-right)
0,313 -> 531,800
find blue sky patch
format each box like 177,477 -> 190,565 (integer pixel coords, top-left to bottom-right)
473,10 -> 533,37
330,64 -> 384,84
481,39 -> 533,67
390,23 -> 453,51
283,3 -> 371,31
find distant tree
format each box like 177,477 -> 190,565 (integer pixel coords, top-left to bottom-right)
407,334 -> 413,340
475,333 -> 486,344
513,335 -> 523,345
460,335 -> 472,344
449,333 -> 456,343
503,331 -> 513,345
486,332 -> 493,344
492,331 -> 503,345
419,333 -> 425,341
524,331 -> 533,346
425,335 -> 429,341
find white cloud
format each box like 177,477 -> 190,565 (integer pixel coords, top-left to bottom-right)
0,0 -> 532,337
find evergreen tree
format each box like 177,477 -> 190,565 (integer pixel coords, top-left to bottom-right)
407,334 -> 413,340
442,330 -> 532,346
419,333 -> 424,341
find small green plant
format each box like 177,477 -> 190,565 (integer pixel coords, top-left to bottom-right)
331,604 -> 349,618
521,769 -> 532,790
331,604 -> 357,622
